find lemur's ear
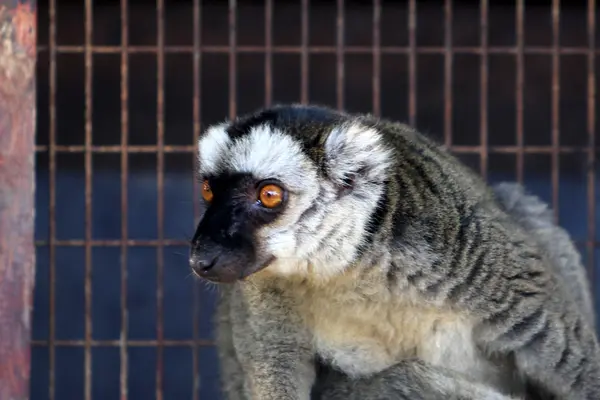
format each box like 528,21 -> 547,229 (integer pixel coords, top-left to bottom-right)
197,122 -> 231,176
323,122 -> 393,190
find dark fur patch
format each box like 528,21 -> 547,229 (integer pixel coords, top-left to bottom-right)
195,172 -> 284,248
359,180 -> 391,250
226,104 -> 344,140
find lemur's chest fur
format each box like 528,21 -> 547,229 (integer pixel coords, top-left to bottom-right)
272,270 -> 524,394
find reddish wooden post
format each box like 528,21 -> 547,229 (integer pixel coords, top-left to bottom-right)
0,1 -> 37,399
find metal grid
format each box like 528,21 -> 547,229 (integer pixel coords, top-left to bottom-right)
32,0 -> 598,399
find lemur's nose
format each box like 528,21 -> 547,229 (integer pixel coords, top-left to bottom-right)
189,253 -> 219,274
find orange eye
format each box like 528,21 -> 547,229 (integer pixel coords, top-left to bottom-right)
201,180 -> 213,202
258,184 -> 284,209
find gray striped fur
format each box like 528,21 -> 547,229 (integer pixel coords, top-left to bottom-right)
195,105 -> 599,400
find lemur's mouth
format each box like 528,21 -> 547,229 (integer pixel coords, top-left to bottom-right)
238,255 -> 276,281
191,251 -> 276,284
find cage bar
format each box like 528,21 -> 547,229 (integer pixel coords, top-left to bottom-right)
372,0 -> 380,117
586,0 -> 596,297
31,339 -> 214,347
408,0 -> 416,126
47,0 -> 56,397
551,0 -> 560,222
479,0 -> 488,180
35,44 -> 600,56
84,0 -> 94,398
300,0 -> 309,104
156,0 -> 166,398
229,0 -> 237,119
29,237 -> 600,248
119,0 -> 130,397
0,1 -> 37,400
264,0 -> 272,107
33,144 -> 600,155
192,0 -> 202,397
444,0 -> 453,148
32,339 -> 213,347
515,0 -> 524,184
336,0 -> 344,111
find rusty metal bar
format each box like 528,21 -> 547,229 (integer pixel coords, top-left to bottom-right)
33,144 -> 600,154
36,239 -> 191,247
0,2 -> 36,400
408,0 -> 416,126
586,0 -> 596,301
33,238 -> 600,249
47,0 -> 57,397
336,0 -> 344,110
479,0 -> 489,180
265,0 -> 273,107
119,0 -> 130,397
156,0 -> 166,398
516,0 -> 525,183
551,0 -> 560,223
35,236 -> 600,248
32,339 -> 214,347
192,0 -> 202,397
229,0 -> 237,119
448,145 -> 590,154
35,44 -> 600,56
36,144 -> 198,153
84,0 -> 94,398
300,0 -> 309,104
444,0 -> 453,147
372,0 -> 381,117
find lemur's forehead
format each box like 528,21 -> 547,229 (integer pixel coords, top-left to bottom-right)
197,123 -> 317,190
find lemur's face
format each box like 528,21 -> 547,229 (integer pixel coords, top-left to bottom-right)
189,105 -> 392,283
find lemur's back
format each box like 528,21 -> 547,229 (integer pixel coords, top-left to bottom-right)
493,182 -> 595,328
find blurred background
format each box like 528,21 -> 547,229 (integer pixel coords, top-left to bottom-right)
33,0 -> 600,399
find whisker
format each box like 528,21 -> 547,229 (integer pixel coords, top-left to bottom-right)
179,228 -> 193,242
172,250 -> 189,258
184,271 -> 196,280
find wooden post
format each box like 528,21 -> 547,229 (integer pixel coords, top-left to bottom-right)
0,1 -> 37,399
